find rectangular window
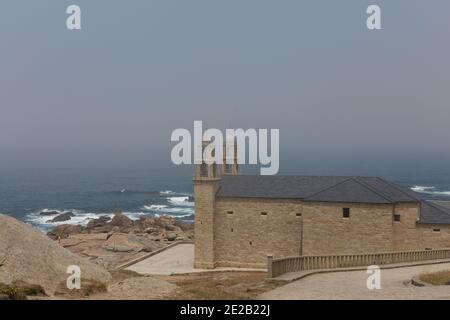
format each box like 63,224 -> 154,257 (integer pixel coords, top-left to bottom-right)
296,213 -> 302,217
227,211 -> 234,215
261,212 -> 267,216
433,229 -> 441,233
343,208 -> 350,218
394,214 -> 401,222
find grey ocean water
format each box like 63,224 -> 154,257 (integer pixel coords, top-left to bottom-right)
1,149 -> 450,232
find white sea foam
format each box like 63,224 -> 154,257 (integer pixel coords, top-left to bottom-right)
160,190 -> 193,196
411,186 -> 450,196
167,196 -> 194,207
143,204 -> 168,211
143,204 -> 194,215
25,205 -> 194,232
162,207 -> 194,214
411,186 -> 435,192
25,209 -> 147,231
25,210 -> 114,232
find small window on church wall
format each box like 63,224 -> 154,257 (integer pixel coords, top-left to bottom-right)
230,228 -> 233,232
433,229 -> 441,233
296,213 -> 302,217
249,241 -> 253,245
394,214 -> 401,222
227,211 -> 234,215
343,208 -> 350,218
261,212 -> 267,216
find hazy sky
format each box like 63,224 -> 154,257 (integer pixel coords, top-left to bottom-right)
1,1 -> 450,177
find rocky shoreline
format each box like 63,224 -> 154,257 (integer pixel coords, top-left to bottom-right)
46,212 -> 194,270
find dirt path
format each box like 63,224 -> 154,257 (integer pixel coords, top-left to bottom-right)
259,262 -> 450,300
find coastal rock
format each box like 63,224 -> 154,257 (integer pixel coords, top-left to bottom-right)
165,232 -> 177,241
102,233 -> 144,253
134,216 -> 156,230
86,216 -> 111,229
102,233 -> 162,254
71,233 -> 109,241
144,227 -> 159,234
47,224 -> 84,240
110,213 -> 134,231
59,238 -> 86,248
174,217 -> 194,231
46,212 -> 75,223
0,214 -> 110,294
39,210 -> 60,216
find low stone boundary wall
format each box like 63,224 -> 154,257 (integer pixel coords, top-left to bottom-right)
268,248 -> 450,278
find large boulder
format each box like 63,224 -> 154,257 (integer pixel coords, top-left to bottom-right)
39,210 -> 60,216
102,233 -> 144,253
165,232 -> 177,241
102,233 -> 160,253
110,213 -> 133,228
134,216 -> 156,231
87,216 -> 111,228
47,212 -> 75,223
86,216 -> 112,233
47,224 -> 84,240
0,214 -> 110,295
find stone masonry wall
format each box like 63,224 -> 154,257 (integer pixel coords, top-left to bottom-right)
193,179 -> 220,269
213,197 -> 303,268
392,203 -> 450,250
392,203 -> 421,251
302,202 -> 395,255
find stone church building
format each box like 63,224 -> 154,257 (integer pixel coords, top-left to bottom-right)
193,149 -> 450,269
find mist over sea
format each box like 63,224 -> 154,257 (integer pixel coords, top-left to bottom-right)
1,147 -> 450,232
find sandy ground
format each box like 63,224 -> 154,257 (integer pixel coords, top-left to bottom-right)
259,262 -> 450,300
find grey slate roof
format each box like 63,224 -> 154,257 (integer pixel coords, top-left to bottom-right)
420,201 -> 450,224
304,178 -> 394,204
217,175 -> 450,224
217,175 -> 419,203
217,175 -> 349,199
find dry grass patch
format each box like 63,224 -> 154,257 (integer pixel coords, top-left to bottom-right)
163,272 -> 281,300
54,279 -> 108,298
419,270 -> 450,286
0,281 -> 46,300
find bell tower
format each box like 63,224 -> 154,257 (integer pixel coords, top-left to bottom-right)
193,138 -> 221,269
195,140 -> 220,180
222,135 -> 240,175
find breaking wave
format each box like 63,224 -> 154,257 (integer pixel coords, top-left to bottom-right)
22,189 -> 195,232
167,196 -> 194,207
143,204 -> 168,210
411,185 -> 450,196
